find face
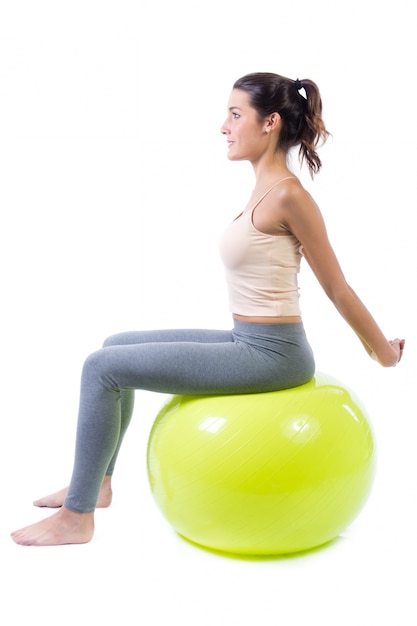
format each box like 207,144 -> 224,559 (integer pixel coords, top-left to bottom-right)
221,89 -> 268,162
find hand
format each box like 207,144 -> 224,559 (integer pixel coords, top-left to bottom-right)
369,338 -> 405,366
388,338 -> 405,366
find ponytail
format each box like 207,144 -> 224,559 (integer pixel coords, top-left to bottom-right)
295,78 -> 330,177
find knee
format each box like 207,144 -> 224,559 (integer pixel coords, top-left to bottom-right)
82,349 -> 108,381
102,334 -> 121,349
82,347 -> 123,393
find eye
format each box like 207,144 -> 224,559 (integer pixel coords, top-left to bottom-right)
232,112 -> 240,120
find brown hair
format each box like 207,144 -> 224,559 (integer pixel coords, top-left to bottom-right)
233,72 -> 330,177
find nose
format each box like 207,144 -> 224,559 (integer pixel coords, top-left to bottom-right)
220,119 -> 229,135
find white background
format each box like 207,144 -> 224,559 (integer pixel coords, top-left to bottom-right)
1,1 -> 415,624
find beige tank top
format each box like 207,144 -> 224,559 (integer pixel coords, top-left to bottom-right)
219,179 -> 302,317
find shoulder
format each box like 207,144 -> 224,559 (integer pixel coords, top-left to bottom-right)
271,177 -> 323,230
274,176 -> 312,205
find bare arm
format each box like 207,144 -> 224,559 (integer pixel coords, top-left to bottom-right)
281,183 -> 405,367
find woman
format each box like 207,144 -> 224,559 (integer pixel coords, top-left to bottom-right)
11,72 -> 404,546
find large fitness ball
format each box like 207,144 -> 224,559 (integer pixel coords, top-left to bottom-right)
147,372 -> 376,555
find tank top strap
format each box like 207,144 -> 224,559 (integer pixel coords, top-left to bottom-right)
249,176 -> 296,212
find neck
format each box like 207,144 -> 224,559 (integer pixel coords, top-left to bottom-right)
251,150 -> 290,187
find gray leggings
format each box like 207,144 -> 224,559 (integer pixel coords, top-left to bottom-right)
65,321 -> 315,513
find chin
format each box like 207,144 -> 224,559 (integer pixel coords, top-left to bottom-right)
227,152 -> 244,162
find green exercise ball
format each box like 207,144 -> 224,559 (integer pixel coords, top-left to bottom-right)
147,372 -> 376,555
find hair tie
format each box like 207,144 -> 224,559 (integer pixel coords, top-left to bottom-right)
295,78 -> 302,91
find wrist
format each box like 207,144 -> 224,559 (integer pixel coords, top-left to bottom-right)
370,348 -> 398,367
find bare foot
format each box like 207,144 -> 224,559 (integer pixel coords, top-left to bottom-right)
11,506 -> 94,546
33,476 -> 113,509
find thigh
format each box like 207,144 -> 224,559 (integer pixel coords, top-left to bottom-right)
89,337 -> 274,396
103,328 -> 234,348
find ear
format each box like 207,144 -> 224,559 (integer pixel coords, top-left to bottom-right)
265,112 -> 281,132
